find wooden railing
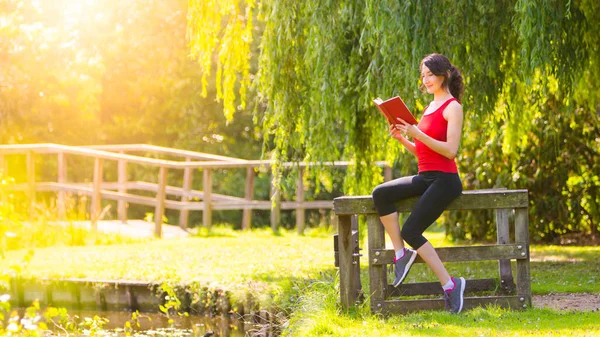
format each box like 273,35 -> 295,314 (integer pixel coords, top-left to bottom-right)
0,143 -> 393,237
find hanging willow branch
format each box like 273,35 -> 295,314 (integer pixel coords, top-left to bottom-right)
189,0 -> 600,193
187,0 -> 255,121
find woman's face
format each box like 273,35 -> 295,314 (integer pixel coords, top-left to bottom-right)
421,64 -> 445,94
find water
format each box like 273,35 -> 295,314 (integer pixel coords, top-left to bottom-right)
80,310 -> 247,336
23,309 -> 277,337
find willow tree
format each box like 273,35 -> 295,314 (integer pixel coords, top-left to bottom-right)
188,0 -> 600,241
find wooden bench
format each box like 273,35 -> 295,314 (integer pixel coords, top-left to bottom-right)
333,189 -> 531,314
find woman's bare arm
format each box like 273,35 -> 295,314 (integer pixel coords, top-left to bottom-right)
397,101 -> 463,159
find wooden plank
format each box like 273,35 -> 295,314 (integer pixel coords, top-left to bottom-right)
282,200 -> 332,209
496,208 -> 515,293
370,244 -> 528,264
10,182 -> 125,191
21,182 -> 186,209
338,215 -> 358,309
203,168 -> 212,229
9,181 -> 332,212
125,181 -> 245,201
154,167 -> 168,237
387,278 -> 497,297
118,154 -> 128,224
10,180 -> 249,202
191,200 -> 332,211
242,167 -> 255,230
296,167 -> 305,235
0,144 -> 184,168
179,157 -> 192,229
373,296 -> 526,314
270,175 -> 281,233
91,158 -> 103,230
57,152 -> 67,219
27,151 -> 36,219
333,190 -> 529,215
367,214 -> 387,310
515,207 -> 531,307
351,215 -> 362,300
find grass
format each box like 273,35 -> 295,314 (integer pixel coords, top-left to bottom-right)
1,226 -> 599,336
0,226 -> 335,304
285,277 -> 600,337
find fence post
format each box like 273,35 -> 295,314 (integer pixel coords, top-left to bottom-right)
57,152 -> 67,219
91,157 -> 103,230
270,174 -> 281,234
496,208 -> 515,293
118,152 -> 128,224
155,166 -> 168,237
0,154 -> 5,176
515,207 -> 531,308
296,167 -> 305,235
242,166 -> 254,230
0,154 -> 5,208
367,214 -> 387,312
26,151 -> 36,219
179,157 -> 192,229
203,168 -> 212,229
384,164 -> 393,182
338,214 -> 361,309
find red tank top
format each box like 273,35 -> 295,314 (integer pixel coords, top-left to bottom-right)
414,98 -> 459,173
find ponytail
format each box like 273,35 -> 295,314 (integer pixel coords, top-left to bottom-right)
448,65 -> 464,101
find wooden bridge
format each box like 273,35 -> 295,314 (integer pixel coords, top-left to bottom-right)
0,143 -> 393,237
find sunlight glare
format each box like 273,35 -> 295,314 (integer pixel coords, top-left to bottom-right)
62,0 -> 100,25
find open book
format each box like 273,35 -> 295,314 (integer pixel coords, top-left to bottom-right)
373,96 -> 418,125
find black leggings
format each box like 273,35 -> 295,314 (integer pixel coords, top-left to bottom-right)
372,171 -> 462,249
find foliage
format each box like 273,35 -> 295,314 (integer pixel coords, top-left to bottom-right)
0,0 -> 267,229
187,0 -> 256,121
188,0 -> 600,241
0,296 -> 112,336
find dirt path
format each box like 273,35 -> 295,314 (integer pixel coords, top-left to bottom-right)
533,293 -> 600,311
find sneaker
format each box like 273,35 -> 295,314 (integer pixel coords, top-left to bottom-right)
444,277 -> 466,313
392,249 -> 417,287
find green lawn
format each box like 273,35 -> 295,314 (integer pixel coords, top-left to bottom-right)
1,227 -> 599,336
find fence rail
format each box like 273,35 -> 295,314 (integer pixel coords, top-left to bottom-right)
0,143 -> 392,237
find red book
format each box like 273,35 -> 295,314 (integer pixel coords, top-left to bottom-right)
373,96 -> 418,125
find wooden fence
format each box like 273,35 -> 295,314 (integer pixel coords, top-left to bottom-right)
0,143 -> 392,237
333,189 -> 531,314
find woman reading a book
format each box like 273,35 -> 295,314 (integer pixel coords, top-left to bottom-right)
372,53 -> 466,313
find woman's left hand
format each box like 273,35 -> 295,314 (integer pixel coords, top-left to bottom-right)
395,118 -> 420,138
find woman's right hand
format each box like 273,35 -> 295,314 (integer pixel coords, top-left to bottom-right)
389,123 -> 403,139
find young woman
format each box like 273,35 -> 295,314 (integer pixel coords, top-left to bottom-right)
371,53 -> 466,313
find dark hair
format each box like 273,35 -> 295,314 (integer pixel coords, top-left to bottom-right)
419,53 -> 464,101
